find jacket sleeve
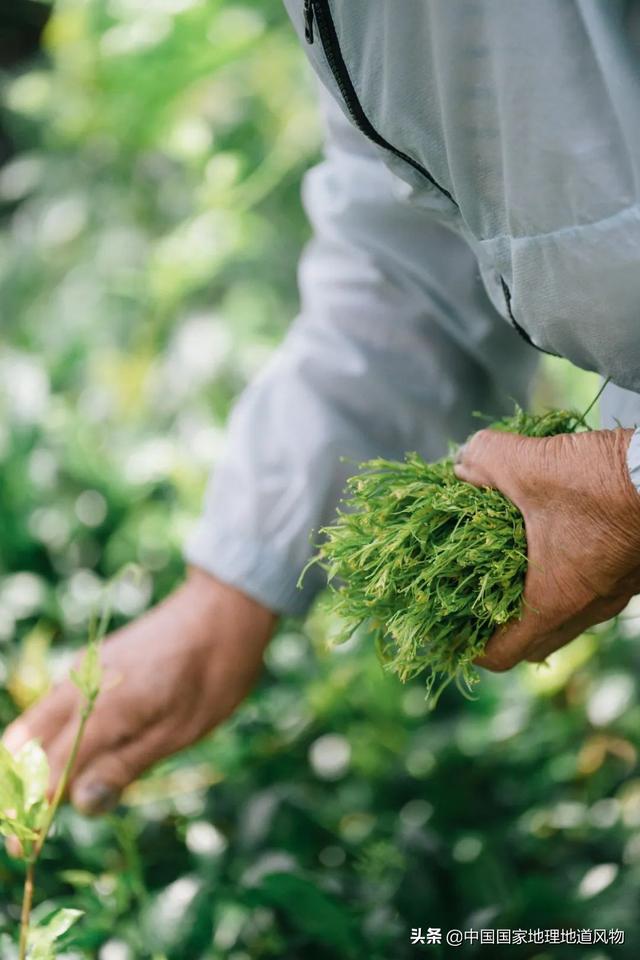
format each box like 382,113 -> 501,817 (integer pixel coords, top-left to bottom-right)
184,89 -> 537,616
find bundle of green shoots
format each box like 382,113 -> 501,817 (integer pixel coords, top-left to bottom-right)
306,406 -> 590,705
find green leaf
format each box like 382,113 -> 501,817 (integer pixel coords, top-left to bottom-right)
26,798 -> 50,834
26,937 -> 55,960
70,639 -> 102,703
25,945 -> 53,960
14,741 -> 49,810
0,816 -> 38,845
27,909 -> 84,959
0,740 -> 51,849
41,908 -> 84,941
57,869 -> 96,888
254,872 -> 360,957
0,742 -> 25,814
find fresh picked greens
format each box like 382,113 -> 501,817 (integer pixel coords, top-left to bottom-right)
307,408 -> 586,705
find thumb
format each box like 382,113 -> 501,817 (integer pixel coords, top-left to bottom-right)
454,428 -> 527,501
70,723 -> 171,815
71,758 -> 124,816
71,737 -> 155,815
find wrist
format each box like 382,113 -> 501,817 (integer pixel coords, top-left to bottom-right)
177,567 -> 276,715
625,426 -> 640,496
185,565 -> 276,619
606,428 -> 640,558
183,564 -> 277,653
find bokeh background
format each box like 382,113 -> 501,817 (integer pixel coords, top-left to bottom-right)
1,2 -> 640,958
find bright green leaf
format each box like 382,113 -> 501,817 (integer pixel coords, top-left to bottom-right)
26,938 -> 55,960
0,816 -> 38,845
15,741 -> 49,810
70,639 -> 102,702
0,742 -> 25,815
41,908 -> 84,941
27,908 -> 84,960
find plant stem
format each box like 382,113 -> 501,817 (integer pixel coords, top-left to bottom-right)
35,704 -> 93,857
18,860 -> 35,960
111,813 -> 148,907
579,375 -> 611,427
17,702 -> 94,957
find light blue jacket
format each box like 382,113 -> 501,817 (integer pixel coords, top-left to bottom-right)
186,0 -> 640,615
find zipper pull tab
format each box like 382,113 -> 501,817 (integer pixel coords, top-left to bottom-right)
304,0 -> 315,43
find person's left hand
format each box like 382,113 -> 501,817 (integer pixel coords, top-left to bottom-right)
2,567 -> 275,819
453,426 -> 640,671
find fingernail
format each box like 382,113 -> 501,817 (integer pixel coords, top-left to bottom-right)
2,722 -> 29,755
73,782 -> 119,816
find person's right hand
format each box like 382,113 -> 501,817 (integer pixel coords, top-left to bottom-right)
454,426 -> 640,670
2,567 -> 276,817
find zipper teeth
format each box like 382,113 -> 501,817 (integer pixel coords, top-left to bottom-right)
303,0 -> 314,42
310,0 -> 456,206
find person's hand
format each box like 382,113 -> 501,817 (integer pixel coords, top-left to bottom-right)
2,567 -> 276,815
454,426 -> 640,670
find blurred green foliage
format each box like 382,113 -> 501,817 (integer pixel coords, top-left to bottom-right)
1,1 -> 640,958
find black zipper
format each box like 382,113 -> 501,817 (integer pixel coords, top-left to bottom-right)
304,0 -> 455,205
303,0 -> 314,43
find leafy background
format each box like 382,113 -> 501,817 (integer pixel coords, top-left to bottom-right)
1,1 -> 640,957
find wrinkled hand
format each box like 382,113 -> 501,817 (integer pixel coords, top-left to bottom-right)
2,568 -> 275,815
454,427 -> 640,671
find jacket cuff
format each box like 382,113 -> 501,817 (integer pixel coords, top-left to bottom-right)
627,428 -> 640,494
183,522 -> 323,618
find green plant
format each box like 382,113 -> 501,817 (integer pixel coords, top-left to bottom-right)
1,602 -> 106,960
306,407 -> 586,705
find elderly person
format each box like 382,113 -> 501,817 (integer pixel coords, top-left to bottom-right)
5,0 -> 640,815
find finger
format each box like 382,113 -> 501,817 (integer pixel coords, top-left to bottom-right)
473,598 -> 548,672
477,596 -> 587,672
522,621 -> 588,665
38,695 -> 135,801
453,429 -> 524,501
479,589 -> 631,673
525,593 -> 631,664
3,680 -> 77,754
71,723 -> 174,816
44,717 -> 84,799
62,688 -> 153,785
6,837 -> 23,859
